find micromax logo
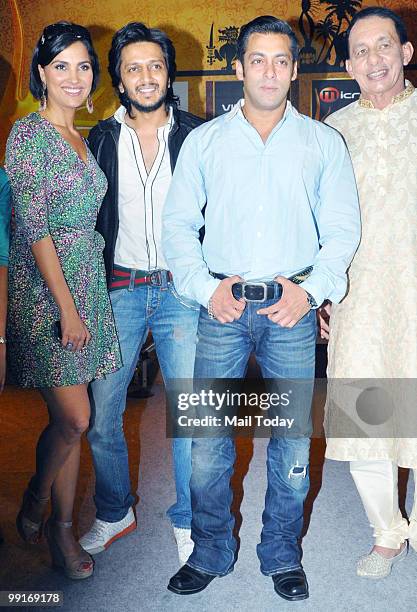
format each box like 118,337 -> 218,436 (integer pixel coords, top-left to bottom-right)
319,87 -> 340,103
319,86 -> 361,103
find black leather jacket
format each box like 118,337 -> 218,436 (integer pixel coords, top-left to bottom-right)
88,106 -> 204,286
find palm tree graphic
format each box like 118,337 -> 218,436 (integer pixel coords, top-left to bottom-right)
319,0 -> 362,64
315,18 -> 338,63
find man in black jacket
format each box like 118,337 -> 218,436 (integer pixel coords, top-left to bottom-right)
80,22 -> 203,565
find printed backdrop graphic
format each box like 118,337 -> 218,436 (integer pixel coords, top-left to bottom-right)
206,81 -> 243,118
311,78 -> 361,121
1,0 -> 417,157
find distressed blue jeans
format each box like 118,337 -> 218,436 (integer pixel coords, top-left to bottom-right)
88,274 -> 199,527
187,293 -> 316,576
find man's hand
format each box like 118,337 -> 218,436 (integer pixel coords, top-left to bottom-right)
257,276 -> 311,328
317,301 -> 331,340
209,276 -> 246,323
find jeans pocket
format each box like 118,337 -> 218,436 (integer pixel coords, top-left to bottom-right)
169,283 -> 201,311
109,287 -> 128,302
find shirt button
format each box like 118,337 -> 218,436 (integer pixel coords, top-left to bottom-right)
257,232 -> 261,238
259,206 -> 263,211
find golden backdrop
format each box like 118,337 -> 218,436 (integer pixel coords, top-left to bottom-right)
1,0 -> 417,158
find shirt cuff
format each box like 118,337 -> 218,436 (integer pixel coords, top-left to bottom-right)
194,276 -> 221,308
299,278 -> 325,309
301,272 -> 348,307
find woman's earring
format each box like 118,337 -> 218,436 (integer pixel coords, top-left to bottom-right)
39,83 -> 47,111
86,94 -> 94,114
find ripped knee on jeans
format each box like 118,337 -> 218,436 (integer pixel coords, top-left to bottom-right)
288,462 -> 308,482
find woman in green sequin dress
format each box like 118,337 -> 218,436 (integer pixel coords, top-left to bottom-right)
5,22 -> 121,580
7,113 -> 121,387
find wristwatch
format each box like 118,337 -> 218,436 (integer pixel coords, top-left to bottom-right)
305,292 -> 317,309
0,336 -> 6,344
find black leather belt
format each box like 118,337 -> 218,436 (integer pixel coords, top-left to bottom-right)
210,266 -> 313,303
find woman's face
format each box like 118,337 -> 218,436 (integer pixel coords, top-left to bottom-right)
38,41 -> 93,111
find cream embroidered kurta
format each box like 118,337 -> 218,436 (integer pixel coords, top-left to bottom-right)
324,82 -> 417,468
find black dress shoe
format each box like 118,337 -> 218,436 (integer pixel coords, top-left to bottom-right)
272,568 -> 309,601
168,564 -> 217,595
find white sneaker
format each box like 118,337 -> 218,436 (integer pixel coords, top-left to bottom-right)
173,527 -> 194,565
79,507 -> 136,555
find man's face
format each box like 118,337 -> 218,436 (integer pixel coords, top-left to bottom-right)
119,41 -> 169,113
346,16 -> 413,102
236,32 -> 297,113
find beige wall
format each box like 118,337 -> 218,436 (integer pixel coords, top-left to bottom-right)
1,0 -> 416,157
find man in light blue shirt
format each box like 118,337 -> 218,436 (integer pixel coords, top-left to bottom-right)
163,16 -> 360,600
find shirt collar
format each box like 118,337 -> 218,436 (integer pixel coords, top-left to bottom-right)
114,105 -> 127,124
358,80 -> 415,109
227,98 -> 294,123
114,104 -> 174,131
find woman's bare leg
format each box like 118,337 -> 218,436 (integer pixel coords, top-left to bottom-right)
23,384 -> 90,545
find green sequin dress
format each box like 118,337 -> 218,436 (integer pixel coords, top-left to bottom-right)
5,113 -> 122,387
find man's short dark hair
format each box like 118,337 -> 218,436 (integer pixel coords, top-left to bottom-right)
108,22 -> 178,115
346,6 -> 409,59
30,21 -> 100,100
236,15 -> 299,64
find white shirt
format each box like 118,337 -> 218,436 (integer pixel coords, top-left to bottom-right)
114,105 -> 173,270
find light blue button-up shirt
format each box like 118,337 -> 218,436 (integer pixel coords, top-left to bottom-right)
163,100 -> 361,308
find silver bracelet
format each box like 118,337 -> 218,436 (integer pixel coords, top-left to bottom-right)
207,299 -> 216,320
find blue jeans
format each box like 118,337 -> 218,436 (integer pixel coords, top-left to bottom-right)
187,293 -> 316,576
88,276 -> 199,527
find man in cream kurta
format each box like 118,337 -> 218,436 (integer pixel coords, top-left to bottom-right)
320,6 -> 417,579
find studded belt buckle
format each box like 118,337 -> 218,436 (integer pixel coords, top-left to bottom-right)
241,282 -> 268,302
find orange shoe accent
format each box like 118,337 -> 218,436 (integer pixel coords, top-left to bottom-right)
103,519 -> 137,550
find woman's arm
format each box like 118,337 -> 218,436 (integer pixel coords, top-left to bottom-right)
31,237 -> 91,352
0,266 -> 7,391
0,170 -> 10,390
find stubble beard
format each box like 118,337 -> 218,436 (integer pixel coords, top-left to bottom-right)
128,88 -> 168,114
